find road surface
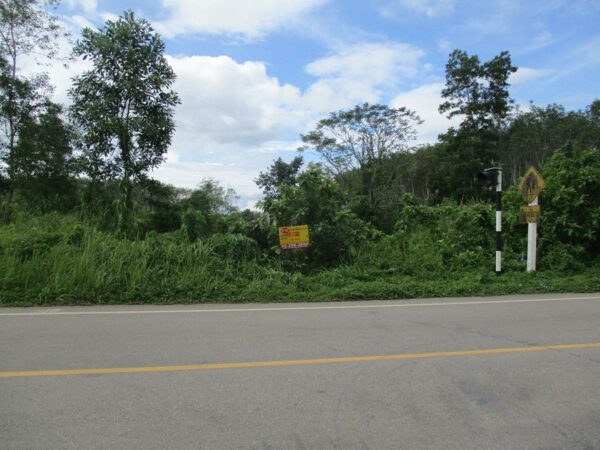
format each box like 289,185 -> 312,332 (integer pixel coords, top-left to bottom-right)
1,293 -> 600,449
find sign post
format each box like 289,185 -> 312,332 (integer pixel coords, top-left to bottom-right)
527,197 -> 538,272
518,166 -> 545,272
278,225 -> 310,250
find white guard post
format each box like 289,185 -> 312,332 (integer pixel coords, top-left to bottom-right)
527,197 -> 538,272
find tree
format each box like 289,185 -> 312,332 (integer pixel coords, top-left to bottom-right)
300,103 -> 421,225
181,179 -> 239,240
431,50 -> 517,202
439,49 -> 517,130
13,102 -> 76,212
258,163 -> 379,267
540,144 -> 600,261
69,11 -> 180,234
502,103 -> 591,186
0,0 -> 65,221
256,156 -> 303,200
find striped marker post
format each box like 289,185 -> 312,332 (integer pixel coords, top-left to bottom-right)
495,169 -> 502,275
477,167 -> 503,275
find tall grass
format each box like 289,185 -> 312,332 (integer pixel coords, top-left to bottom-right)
1,212 -> 599,306
0,214 -> 272,305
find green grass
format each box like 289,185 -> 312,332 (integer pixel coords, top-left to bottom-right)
1,214 -> 598,307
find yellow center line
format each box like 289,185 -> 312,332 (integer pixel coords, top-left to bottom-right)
2,342 -> 600,378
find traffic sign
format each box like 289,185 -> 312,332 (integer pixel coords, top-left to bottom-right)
519,205 -> 541,224
518,166 -> 545,202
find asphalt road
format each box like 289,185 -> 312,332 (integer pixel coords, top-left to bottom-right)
1,293 -> 600,449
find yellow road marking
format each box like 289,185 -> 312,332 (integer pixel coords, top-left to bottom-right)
2,342 -> 599,378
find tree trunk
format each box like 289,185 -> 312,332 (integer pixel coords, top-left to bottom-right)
117,126 -> 134,236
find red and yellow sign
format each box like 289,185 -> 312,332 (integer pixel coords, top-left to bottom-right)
278,225 -> 310,249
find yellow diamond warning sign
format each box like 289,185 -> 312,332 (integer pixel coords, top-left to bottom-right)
518,166 -> 545,202
278,225 -> 310,249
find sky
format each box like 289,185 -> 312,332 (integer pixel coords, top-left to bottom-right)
31,0 -> 600,208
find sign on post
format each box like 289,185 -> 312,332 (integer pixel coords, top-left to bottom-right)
518,166 -> 545,203
278,225 -> 310,249
518,166 -> 545,272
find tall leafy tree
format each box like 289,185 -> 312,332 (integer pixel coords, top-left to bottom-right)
439,49 -> 517,130
13,102 -> 76,212
69,11 -> 180,234
432,50 -> 517,202
0,0 -> 65,221
300,103 -> 421,226
256,156 -> 304,200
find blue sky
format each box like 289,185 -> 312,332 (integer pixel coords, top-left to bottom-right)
39,0 -> 600,208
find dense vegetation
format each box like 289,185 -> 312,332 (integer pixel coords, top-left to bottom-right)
1,3 -> 599,306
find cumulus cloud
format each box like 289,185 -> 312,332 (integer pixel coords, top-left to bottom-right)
510,67 -> 555,85
154,43 -> 430,199
303,42 -> 427,111
149,55 -> 310,203
391,83 -> 460,144
155,0 -> 330,38
167,55 -> 305,148
20,28 -> 434,206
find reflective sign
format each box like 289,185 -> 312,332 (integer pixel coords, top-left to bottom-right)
518,166 -> 546,202
519,205 -> 541,224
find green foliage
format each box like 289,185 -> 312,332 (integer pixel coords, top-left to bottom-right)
1,213 -> 599,306
13,103 -> 77,212
259,164 -> 380,268
206,233 -> 260,262
439,49 -> 517,129
0,0 -> 64,66
539,145 -> 600,258
0,0 -> 66,223
256,156 -> 303,199
1,32 -> 600,306
185,178 -> 238,217
300,103 -> 422,227
181,208 -> 207,242
502,103 -> 596,186
69,10 -> 180,234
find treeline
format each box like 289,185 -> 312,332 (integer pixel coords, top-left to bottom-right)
1,4 -> 599,304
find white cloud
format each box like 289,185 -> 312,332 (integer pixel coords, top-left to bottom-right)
150,55 -> 311,204
510,67 -> 555,85
67,14 -> 97,31
382,0 -> 455,18
152,157 -> 265,209
391,83 -> 460,144
303,42 -> 427,111
65,0 -> 97,14
155,0 -> 329,38
20,32 -> 434,206
306,42 -> 424,81
167,55 -> 306,147
156,44 -> 430,200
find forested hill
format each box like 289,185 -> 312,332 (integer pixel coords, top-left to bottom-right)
1,4 -> 599,305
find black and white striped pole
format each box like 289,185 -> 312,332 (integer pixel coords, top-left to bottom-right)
494,170 -> 502,275
477,167 -> 502,275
